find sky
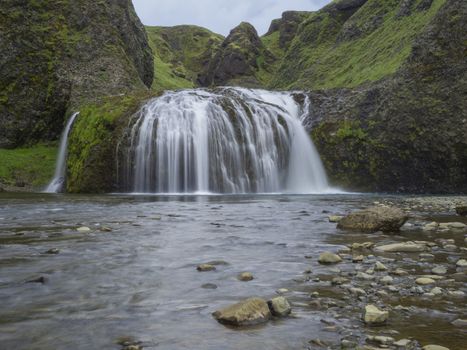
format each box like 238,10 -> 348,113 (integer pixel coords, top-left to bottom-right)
132,0 -> 332,36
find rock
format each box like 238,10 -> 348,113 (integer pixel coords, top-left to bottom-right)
456,259 -> 467,267
352,255 -> 364,263
393,339 -> 414,348
337,206 -> 408,232
430,287 -> 443,295
363,304 -> 389,325
439,222 -> 466,230
448,290 -> 465,297
212,297 -> 271,326
201,283 -> 218,289
357,272 -> 375,280
392,268 -> 409,276
99,226 -> 113,232
349,287 -> 366,296
44,248 -> 60,255
328,215 -> 344,223
351,242 -> 375,250
276,288 -> 289,294
375,241 -> 427,253
416,277 -> 436,285
367,335 -> 395,345
26,276 -> 47,284
422,345 -> 450,350
197,264 -> 216,272
431,266 -> 447,275
380,276 -> 394,285
456,205 -> 467,216
331,277 -> 349,285
268,297 -> 292,317
375,261 -> 388,271
318,252 -> 342,264
238,272 -> 254,281
423,222 -> 439,231
451,319 -> 467,327
77,226 -> 91,232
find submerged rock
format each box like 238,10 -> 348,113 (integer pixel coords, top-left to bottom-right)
212,297 -> 271,326
422,345 -> 450,350
363,304 -> 388,325
455,205 -> 467,216
238,272 -> 254,281
268,297 -> 292,317
375,241 -> 427,253
197,264 -> 216,272
318,252 -> 342,264
337,206 -> 408,232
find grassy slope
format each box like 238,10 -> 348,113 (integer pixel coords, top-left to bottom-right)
145,25 -> 224,90
0,145 -> 57,188
271,0 -> 447,89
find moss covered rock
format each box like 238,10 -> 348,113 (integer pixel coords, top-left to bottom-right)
0,0 -> 153,149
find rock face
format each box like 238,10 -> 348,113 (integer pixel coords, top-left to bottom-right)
0,0 -> 153,148
337,206 -> 408,232
197,22 -> 275,87
265,11 -> 311,50
363,304 -> 388,325
212,298 -> 271,326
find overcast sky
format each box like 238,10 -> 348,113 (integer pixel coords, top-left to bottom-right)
132,0 -> 332,36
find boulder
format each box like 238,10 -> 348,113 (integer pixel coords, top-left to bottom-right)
337,206 -> 408,232
375,241 -> 427,253
363,304 -> 388,325
268,297 -> 292,317
212,297 -> 271,326
318,252 -> 342,264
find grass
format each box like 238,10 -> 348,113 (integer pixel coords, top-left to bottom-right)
0,144 -> 57,188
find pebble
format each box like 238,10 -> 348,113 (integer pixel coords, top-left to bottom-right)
431,266 -> 447,275
77,226 -> 91,232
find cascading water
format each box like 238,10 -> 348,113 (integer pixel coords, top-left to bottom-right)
119,88 -> 330,194
45,112 -> 79,193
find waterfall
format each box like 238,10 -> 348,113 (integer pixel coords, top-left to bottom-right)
119,88 -> 330,194
45,112 -> 79,193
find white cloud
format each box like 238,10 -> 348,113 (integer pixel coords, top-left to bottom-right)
132,0 -> 332,36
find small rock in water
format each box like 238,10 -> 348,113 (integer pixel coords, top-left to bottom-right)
422,345 -> 450,350
318,252 -> 342,264
197,264 -> 216,272
451,319 -> 467,327
26,276 -> 47,284
366,335 -> 394,345
331,277 -> 349,285
394,339 -> 414,348
212,297 -> 271,326
201,283 -> 218,289
416,277 -> 436,285
77,226 -> 91,232
375,241 -> 427,253
45,248 -> 60,255
456,259 -> 467,267
455,205 -> 467,216
363,304 -> 389,325
328,215 -> 344,223
352,255 -> 364,263
375,261 -> 388,271
392,268 -> 409,276
380,276 -> 394,285
99,226 -> 113,232
276,288 -> 289,294
430,287 -> 443,296
268,296 -> 292,317
431,266 -> 447,275
349,287 -> 366,296
238,272 -> 254,281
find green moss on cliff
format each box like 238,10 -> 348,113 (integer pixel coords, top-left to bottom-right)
273,0 -> 446,89
0,144 -> 57,188
146,25 -> 224,90
67,92 -> 154,193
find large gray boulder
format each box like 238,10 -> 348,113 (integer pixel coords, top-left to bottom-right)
337,206 -> 408,232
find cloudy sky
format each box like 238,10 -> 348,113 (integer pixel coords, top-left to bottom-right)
132,0 -> 332,36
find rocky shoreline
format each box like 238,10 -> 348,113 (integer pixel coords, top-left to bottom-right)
186,197 -> 467,350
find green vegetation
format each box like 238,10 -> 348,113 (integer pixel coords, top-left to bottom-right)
145,25 -> 224,90
67,91 -> 154,193
0,144 -> 57,188
273,0 -> 446,89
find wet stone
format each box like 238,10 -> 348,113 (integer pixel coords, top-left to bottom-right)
238,272 -> 254,281
197,264 -> 216,272
268,296 -> 292,317
363,304 -> 389,325
201,283 -> 218,289
318,252 -> 342,264
212,297 -> 271,326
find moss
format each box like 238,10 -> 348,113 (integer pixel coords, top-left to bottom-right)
66,91 -> 156,193
0,144 -> 57,188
